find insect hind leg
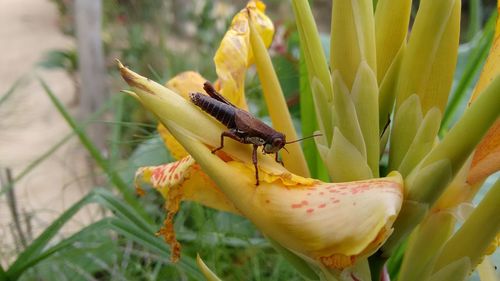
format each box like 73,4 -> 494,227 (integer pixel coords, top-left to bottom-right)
211,130 -> 243,153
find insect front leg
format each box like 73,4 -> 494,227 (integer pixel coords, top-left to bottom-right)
212,130 -> 243,153
252,144 -> 259,185
275,152 -> 284,166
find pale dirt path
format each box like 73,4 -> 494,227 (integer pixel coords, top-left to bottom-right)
0,0 -> 99,266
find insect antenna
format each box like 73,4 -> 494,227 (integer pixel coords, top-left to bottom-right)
285,133 -> 322,144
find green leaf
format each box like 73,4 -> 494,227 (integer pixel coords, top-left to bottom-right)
330,0 -> 376,89
378,43 -> 405,135
428,258 -> 470,281
395,0 -> 460,114
331,71 -> 366,160
351,62 -> 380,176
389,95 -> 424,172
398,108 -> 441,177
300,49 -> 329,181
329,128 -> 373,182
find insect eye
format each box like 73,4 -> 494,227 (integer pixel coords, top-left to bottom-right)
272,138 -> 282,147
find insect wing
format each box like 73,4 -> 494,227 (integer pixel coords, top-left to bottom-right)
234,110 -> 276,138
203,82 -> 237,108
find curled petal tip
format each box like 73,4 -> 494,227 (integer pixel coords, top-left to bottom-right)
115,58 -> 124,68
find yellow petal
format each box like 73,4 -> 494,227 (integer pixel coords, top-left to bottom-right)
214,0 -> 274,110
242,170 -> 404,269
157,124 -> 188,160
174,131 -> 404,270
467,3 -> 500,184
165,71 -> 207,99
158,71 -> 208,160
467,123 -> 500,184
135,156 -> 239,214
134,156 -> 240,262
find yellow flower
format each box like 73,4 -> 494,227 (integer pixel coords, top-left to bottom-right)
118,0 -> 500,278
119,60 -> 404,269
117,1 -> 405,269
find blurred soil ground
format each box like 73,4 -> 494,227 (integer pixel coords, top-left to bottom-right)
0,0 -> 99,266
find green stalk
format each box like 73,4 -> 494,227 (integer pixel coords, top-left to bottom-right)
383,75 -> 500,255
249,20 -> 310,177
291,0 -> 334,143
38,78 -> 149,222
433,179 -> 500,271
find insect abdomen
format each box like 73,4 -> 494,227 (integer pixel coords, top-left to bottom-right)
189,92 -> 236,128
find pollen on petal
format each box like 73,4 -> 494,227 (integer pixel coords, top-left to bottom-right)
319,254 -> 356,270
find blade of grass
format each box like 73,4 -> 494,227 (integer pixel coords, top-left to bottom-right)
110,94 -> 124,165
465,0 -> 482,42
440,11 -> 496,136
11,216 -> 203,280
0,265 -> 7,281
38,77 -> 148,222
0,133 -> 71,197
7,188 -> 158,279
0,75 -> 29,107
0,95 -> 113,197
107,218 -> 202,279
7,190 -> 99,278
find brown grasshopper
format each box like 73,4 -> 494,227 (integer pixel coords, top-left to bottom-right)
190,82 -> 319,185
